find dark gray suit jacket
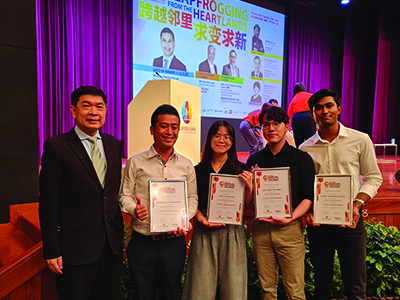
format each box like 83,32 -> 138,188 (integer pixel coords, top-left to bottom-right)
153,56 -> 187,71
222,64 -> 240,77
199,60 -> 217,74
251,71 -> 263,78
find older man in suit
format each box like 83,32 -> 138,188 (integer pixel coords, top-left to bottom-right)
222,50 -> 240,77
39,86 -> 123,300
153,27 -> 186,71
199,45 -> 218,74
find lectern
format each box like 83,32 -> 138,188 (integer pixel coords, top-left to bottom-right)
128,79 -> 201,164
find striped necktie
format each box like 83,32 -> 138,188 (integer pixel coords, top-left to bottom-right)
163,58 -> 168,68
88,137 -> 106,187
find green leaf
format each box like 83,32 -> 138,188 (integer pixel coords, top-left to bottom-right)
376,261 -> 383,271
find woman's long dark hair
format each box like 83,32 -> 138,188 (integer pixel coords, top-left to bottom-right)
201,120 -> 241,174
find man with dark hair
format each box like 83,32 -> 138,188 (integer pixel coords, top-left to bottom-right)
268,99 -> 278,106
153,27 -> 186,71
222,50 -> 240,77
246,106 -> 315,300
39,86 -> 123,300
199,45 -> 218,74
287,82 -> 315,147
251,56 -> 263,78
252,24 -> 264,52
119,104 -> 198,300
300,89 -> 382,300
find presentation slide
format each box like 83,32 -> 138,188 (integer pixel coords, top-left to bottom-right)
133,0 -> 285,119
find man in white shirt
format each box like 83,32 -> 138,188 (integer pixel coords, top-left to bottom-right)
300,89 -> 382,300
198,45 -> 218,74
119,104 -> 198,300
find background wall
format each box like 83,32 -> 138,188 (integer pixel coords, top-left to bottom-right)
0,0 -> 38,223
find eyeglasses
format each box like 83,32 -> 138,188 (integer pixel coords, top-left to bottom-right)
262,121 -> 282,129
212,134 -> 233,142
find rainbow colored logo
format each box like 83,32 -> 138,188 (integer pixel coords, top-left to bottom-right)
181,101 -> 192,124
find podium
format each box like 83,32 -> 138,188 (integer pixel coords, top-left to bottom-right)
128,79 -> 201,164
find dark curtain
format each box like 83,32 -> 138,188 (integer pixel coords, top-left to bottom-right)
287,0 -> 400,147
372,0 -> 400,145
37,0 -> 400,155
286,0 -> 345,106
340,0 -> 379,133
37,0 -> 132,157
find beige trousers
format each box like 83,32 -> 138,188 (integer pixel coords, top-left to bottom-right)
252,219 -> 306,300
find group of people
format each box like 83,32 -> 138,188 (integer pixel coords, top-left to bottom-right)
39,85 -> 382,300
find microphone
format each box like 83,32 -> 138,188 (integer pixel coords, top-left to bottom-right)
155,72 -> 163,79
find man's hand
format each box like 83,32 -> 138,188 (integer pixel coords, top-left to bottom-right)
47,256 -> 63,275
135,196 -> 148,221
340,202 -> 362,229
306,212 -> 320,227
172,222 -> 194,236
259,216 -> 292,225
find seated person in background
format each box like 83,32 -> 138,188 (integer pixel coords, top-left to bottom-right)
252,24 -> 265,53
251,56 -> 263,78
182,120 -> 253,300
240,102 -> 272,155
250,82 -> 262,103
199,45 -> 218,74
269,99 -> 278,106
153,27 -> 186,71
247,106 -> 315,300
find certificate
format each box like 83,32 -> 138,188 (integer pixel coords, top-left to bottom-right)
314,174 -> 354,225
207,174 -> 245,225
149,180 -> 189,233
254,167 -> 292,218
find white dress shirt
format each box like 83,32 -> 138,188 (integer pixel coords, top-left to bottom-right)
119,145 -> 198,235
207,60 -> 216,74
162,55 -> 175,69
74,126 -> 107,167
299,123 -> 382,199
231,64 -> 237,77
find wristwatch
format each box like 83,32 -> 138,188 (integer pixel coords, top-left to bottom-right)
353,199 -> 365,206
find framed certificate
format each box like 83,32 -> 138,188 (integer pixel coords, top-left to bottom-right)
254,167 -> 292,218
314,174 -> 354,225
149,180 -> 189,233
207,174 -> 246,225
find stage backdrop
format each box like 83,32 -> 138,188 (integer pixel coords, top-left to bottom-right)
132,0 -> 286,119
37,0 -> 400,157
